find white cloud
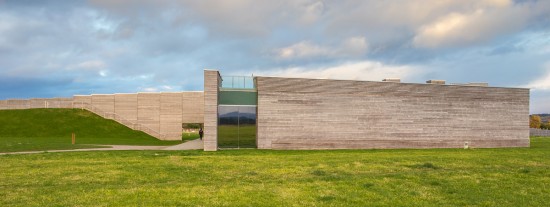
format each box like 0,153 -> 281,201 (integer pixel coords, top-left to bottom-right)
524,64 -> 550,91
412,1 -> 549,49
142,87 -> 158,92
275,37 -> 368,59
275,41 -> 331,59
341,37 -> 369,56
259,60 -> 422,82
98,70 -> 108,77
69,60 -> 107,71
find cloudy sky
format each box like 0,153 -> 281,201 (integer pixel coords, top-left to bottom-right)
0,0 -> 549,113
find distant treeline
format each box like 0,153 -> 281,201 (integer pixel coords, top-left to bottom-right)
530,114 -> 550,130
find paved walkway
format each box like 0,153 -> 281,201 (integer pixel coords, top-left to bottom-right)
0,139 -> 204,155
162,139 -> 203,150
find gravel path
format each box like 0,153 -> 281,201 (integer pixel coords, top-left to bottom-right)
0,139 -> 204,155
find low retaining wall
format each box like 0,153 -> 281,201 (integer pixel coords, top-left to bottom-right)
0,98 -> 73,109
531,128 -> 550,137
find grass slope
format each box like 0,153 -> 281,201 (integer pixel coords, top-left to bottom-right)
1,138 -> 549,206
0,109 -> 182,152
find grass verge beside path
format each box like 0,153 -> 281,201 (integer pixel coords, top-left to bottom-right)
0,109 -> 182,152
1,137 -> 549,206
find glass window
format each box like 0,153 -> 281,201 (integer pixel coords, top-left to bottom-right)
218,105 -> 257,149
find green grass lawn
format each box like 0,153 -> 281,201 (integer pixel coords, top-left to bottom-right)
182,131 -> 200,141
1,137 -> 549,206
0,109 -> 182,152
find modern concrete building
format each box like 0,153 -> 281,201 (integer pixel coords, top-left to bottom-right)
203,69 -> 530,151
0,69 -> 530,151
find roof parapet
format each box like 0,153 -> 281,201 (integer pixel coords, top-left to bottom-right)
450,82 -> 489,87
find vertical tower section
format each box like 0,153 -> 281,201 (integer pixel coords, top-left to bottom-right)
204,69 -> 221,151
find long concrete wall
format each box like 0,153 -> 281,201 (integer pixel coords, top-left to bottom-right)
0,98 -> 74,109
0,91 -> 205,141
256,77 -> 530,150
531,128 -> 550,137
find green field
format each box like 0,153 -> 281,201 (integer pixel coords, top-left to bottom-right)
0,109 -> 182,152
182,131 -> 200,141
1,137 -> 549,206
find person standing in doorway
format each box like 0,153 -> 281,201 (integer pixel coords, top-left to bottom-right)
199,127 -> 203,140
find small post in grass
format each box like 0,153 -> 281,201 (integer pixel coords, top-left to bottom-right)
71,133 -> 76,145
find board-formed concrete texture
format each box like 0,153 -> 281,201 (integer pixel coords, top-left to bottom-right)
29,98 -> 50,108
92,94 -> 115,118
203,70 -> 220,151
182,92 -> 204,124
531,128 -> 550,137
138,92 -> 161,136
256,76 -> 530,150
73,95 -> 92,109
2,98 -> 76,109
48,98 -> 74,108
0,100 -> 7,109
160,92 -> 184,140
114,93 -> 138,125
7,99 -> 30,109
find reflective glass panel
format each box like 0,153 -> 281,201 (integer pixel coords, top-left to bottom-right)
238,106 -> 257,148
218,105 -> 257,149
218,106 -> 239,148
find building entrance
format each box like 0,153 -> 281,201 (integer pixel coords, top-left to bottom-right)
218,105 -> 257,148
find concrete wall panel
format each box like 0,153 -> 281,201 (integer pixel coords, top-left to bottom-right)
7,99 -> 30,109
115,93 -> 138,124
29,99 -> 48,108
256,77 -> 530,150
138,93 -> 161,134
0,100 -> 7,109
92,94 -> 115,118
531,128 -> 550,137
182,92 -> 204,123
160,92 -> 183,140
73,95 -> 92,109
48,98 -> 73,108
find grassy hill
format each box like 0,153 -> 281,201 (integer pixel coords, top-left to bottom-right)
0,109 -> 182,152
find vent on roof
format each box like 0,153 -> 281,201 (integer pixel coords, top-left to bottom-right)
426,80 -> 446,85
382,78 -> 401,83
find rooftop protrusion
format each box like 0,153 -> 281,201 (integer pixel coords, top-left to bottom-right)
426,80 -> 446,85
382,78 -> 401,83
